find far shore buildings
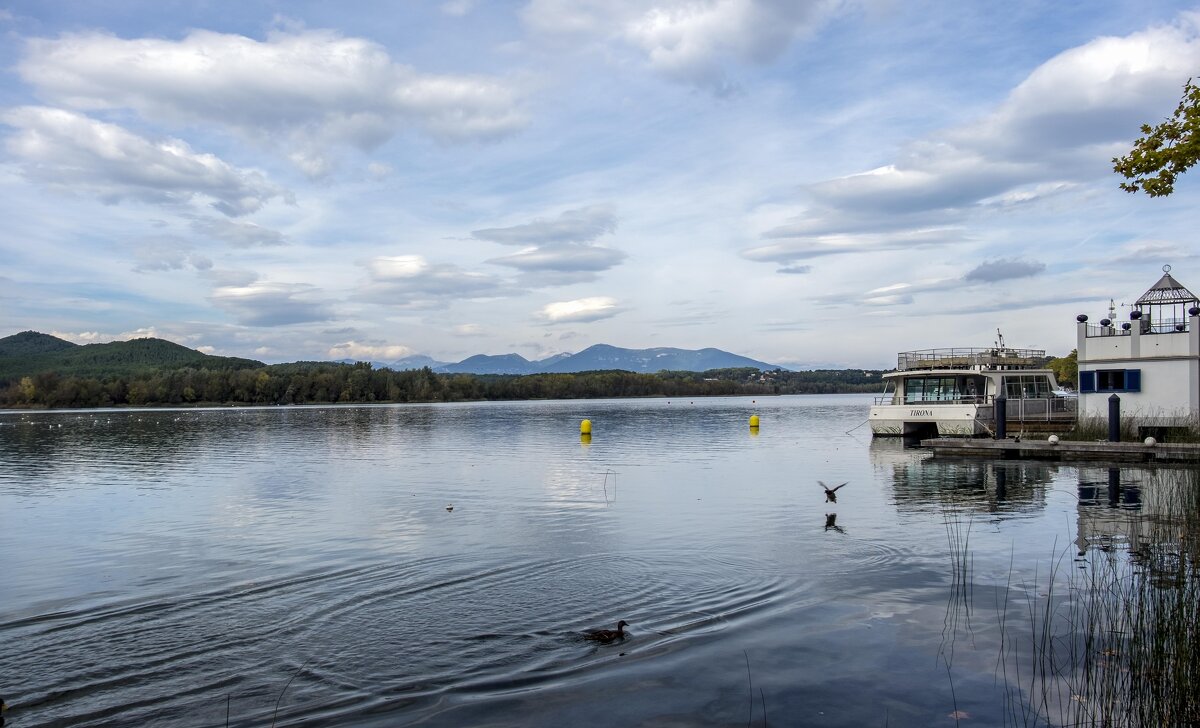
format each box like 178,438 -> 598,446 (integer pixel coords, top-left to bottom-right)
1075,265 -> 1200,430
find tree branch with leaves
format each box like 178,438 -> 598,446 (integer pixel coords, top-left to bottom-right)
1113,78 -> 1200,197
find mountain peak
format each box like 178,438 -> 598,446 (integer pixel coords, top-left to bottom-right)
0,331 -> 79,358
431,344 -> 782,374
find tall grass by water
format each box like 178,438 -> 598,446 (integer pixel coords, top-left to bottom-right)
1062,413 -> 1200,443
959,468 -> 1200,726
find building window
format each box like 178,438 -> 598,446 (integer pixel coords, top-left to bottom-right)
1080,369 -> 1141,393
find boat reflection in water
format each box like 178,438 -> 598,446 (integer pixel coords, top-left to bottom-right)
870,438 -> 1054,514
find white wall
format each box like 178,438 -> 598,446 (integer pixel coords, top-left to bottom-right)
1076,314 -> 1200,422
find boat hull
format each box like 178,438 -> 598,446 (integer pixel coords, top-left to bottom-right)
868,404 -> 987,437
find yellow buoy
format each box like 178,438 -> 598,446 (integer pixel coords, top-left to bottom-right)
580,432 -> 592,446
580,419 -> 592,435
749,415 -> 760,428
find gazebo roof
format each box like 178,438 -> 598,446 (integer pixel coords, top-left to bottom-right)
1135,266 -> 1198,306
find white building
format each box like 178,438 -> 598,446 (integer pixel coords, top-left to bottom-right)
1075,266 -> 1200,428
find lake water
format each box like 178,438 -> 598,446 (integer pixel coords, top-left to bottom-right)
0,395 -> 1181,726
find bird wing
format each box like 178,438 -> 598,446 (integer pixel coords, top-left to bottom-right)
830,482 -> 848,492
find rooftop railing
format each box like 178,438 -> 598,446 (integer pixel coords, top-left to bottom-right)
1143,317 -> 1191,334
896,347 -> 1047,372
1084,318 -> 1192,337
1085,323 -> 1129,338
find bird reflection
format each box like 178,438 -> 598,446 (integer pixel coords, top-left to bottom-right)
820,481 -> 847,503
824,513 -> 846,534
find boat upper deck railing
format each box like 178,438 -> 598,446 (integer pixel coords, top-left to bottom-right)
896,347 -> 1047,371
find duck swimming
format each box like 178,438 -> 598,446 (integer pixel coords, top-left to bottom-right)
819,481 -> 847,503
584,620 -> 628,643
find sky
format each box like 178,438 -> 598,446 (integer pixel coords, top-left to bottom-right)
1,1 -> 1199,369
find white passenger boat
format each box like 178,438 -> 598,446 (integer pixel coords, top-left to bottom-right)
869,338 -> 1077,437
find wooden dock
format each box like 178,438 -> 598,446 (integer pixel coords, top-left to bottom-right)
921,437 -> 1200,464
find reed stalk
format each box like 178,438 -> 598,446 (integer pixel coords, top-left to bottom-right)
990,468 -> 1200,725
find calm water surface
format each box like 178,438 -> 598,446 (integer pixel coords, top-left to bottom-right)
0,395 -> 1170,726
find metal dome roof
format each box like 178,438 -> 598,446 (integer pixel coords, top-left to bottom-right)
1135,265 -> 1198,306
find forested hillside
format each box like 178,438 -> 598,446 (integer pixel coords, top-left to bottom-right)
0,333 -> 263,380
0,359 -> 885,409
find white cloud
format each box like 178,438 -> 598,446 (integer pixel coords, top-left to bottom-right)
131,237 -> 213,272
523,0 -> 837,92
521,0 -> 621,36
18,29 -> 530,173
963,258 -> 1046,283
1107,240 -> 1200,266
50,326 -> 167,343
453,323 -> 485,336
626,0 -> 833,90
209,280 -> 334,326
475,205 -> 627,279
472,204 -> 618,245
538,296 -> 622,323
441,0 -> 475,16
328,340 -> 413,360
191,217 -> 288,247
2,106 -> 286,215
742,228 -> 965,265
488,244 -> 627,272
744,15 -> 1200,269
358,254 -> 515,306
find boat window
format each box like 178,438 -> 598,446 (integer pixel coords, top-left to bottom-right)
960,375 -> 985,402
1002,375 -> 1052,399
904,376 -> 962,403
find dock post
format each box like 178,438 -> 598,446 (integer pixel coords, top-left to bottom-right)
994,394 -> 1007,440
1108,394 -> 1121,442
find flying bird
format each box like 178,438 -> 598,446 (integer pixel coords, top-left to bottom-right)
584,620 -> 629,643
819,481 -> 848,503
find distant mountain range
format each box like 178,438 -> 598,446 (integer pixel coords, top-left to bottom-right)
411,344 -> 783,374
0,331 -> 785,382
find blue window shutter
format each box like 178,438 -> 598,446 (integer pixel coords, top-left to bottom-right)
1125,369 -> 1141,392
1079,371 -> 1096,392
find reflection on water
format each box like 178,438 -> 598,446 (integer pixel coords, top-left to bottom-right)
872,439 -> 1054,514
1,397 -> 1197,726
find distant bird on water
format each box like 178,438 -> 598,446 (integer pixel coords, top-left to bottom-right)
820,481 -> 848,503
584,620 -> 629,643
446,504 -> 454,512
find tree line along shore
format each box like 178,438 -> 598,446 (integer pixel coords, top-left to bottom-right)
0,331 -> 1077,409
0,364 -> 886,409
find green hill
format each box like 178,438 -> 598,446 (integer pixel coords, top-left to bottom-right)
0,330 -> 79,358
0,332 -> 264,382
